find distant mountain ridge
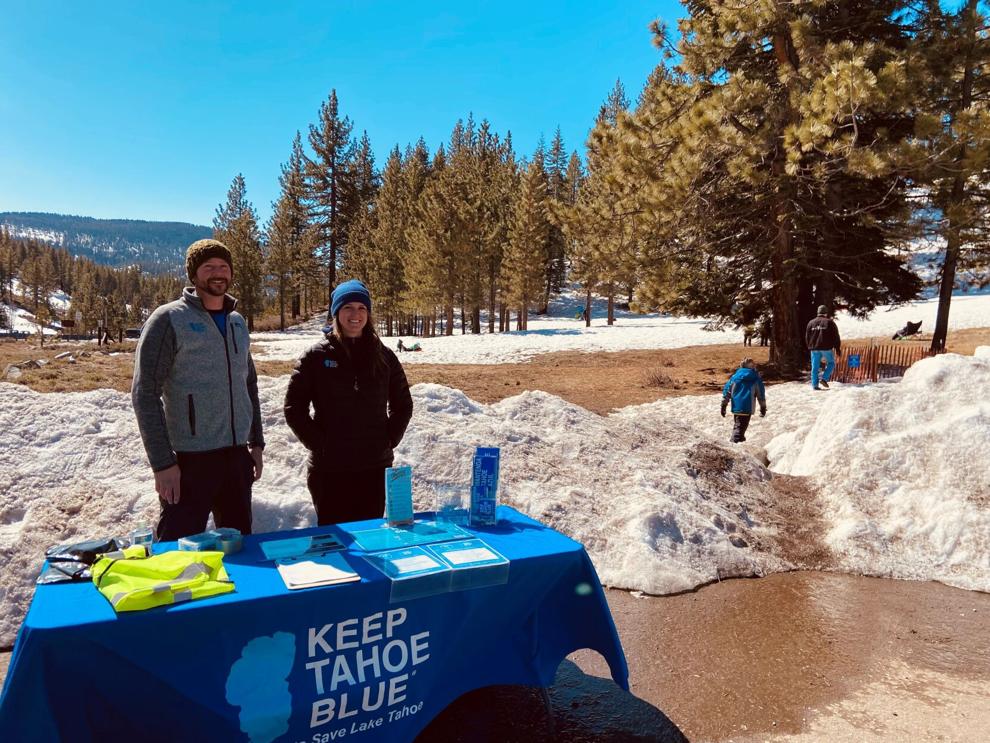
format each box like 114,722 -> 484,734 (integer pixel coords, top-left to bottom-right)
0,211 -> 210,273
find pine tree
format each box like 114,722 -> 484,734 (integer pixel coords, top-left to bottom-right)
502,157 -> 551,330
213,174 -> 265,329
620,3 -> 923,371
268,133 -> 314,327
306,89 -> 356,294
407,146 -> 462,335
541,127 -> 569,312
913,0 -> 990,351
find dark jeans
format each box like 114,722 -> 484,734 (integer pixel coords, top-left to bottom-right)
307,467 -> 386,525
157,446 -> 255,541
731,414 -> 751,443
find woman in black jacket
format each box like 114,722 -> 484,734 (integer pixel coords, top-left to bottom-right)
284,280 -> 414,524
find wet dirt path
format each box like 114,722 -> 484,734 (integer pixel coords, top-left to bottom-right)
572,572 -> 990,741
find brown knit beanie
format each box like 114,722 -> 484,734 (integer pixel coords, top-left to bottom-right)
186,239 -> 233,281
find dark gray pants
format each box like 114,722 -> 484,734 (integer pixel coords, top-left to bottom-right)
731,414 -> 751,443
157,446 -> 254,541
307,466 -> 386,525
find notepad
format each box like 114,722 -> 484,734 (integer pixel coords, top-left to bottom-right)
276,552 -> 360,590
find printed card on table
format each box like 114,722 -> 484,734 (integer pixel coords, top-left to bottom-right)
385,465 -> 414,526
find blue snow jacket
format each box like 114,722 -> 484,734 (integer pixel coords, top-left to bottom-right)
722,367 -> 766,416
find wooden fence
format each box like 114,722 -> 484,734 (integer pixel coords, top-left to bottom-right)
833,342 -> 941,384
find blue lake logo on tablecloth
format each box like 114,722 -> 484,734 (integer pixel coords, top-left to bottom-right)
226,608 -> 431,742
226,632 -> 296,743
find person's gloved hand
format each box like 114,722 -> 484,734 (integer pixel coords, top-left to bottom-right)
720,400 -> 728,417
760,406 -> 767,418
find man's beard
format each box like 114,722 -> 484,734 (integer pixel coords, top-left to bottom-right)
197,278 -> 228,297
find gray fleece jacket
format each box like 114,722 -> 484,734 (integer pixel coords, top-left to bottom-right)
132,287 -> 265,471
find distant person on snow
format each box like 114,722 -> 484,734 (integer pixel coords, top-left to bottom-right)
721,358 -> 766,444
132,239 -> 265,541
892,320 -> 922,340
284,279 -> 414,525
805,305 -> 841,390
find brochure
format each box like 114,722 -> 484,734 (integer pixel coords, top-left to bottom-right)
385,465 -> 414,526
429,539 -> 507,569
428,538 -> 510,591
363,546 -> 449,580
260,533 -> 344,561
276,551 -> 360,590
470,447 -> 500,526
350,521 -> 469,553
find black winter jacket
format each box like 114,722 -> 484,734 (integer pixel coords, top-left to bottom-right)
805,316 -> 841,352
284,333 -> 413,472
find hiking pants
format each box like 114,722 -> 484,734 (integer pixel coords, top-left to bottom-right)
307,466 -> 386,526
157,446 -> 254,541
731,414 -> 751,443
810,349 -> 835,388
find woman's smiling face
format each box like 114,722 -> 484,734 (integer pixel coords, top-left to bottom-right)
336,302 -> 368,338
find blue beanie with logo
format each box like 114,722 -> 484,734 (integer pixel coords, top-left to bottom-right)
330,279 -> 372,319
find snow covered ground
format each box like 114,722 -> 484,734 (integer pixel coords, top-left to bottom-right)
0,290 -> 988,647
252,292 -> 990,364
1,351 -> 989,646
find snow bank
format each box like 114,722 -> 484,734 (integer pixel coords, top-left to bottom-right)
0,378 -> 791,646
1,353 -> 988,647
769,353 -> 990,592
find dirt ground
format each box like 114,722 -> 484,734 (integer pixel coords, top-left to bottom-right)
4,327 -> 989,413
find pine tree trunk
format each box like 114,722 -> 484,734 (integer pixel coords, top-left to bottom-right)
488,275 -> 496,334
932,0 -> 978,353
585,290 -> 592,328
767,23 -> 805,374
607,293 -> 614,326
768,200 -> 803,372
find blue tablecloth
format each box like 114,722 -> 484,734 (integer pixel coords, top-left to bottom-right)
0,506 -> 627,743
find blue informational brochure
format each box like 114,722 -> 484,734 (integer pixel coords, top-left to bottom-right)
350,521 -> 470,553
470,447 -> 500,526
385,466 -> 414,525
364,546 -> 449,580
259,533 -> 344,561
429,539 -> 508,569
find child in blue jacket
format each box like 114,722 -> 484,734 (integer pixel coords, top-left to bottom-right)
721,358 -> 767,443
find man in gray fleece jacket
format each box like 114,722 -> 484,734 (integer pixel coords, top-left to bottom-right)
132,239 -> 265,540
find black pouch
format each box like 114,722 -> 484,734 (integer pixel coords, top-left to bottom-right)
37,537 -> 123,584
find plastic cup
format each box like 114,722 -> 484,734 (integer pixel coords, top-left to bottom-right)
435,484 -> 470,525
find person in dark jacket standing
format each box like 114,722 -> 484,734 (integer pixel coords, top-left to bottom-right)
721,358 -> 767,443
132,239 -> 265,540
284,279 -> 414,525
805,304 -> 841,390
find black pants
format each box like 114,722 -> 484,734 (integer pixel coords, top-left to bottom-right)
307,467 -> 386,525
157,447 -> 254,541
731,414 -> 751,443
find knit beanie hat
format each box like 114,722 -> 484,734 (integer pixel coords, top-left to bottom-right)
817,305 -> 829,316
330,279 -> 372,318
186,239 -> 233,282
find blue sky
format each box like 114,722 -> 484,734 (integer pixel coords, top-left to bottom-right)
0,1 -> 682,226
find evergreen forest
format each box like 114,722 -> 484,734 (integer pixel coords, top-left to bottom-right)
4,1 -> 989,368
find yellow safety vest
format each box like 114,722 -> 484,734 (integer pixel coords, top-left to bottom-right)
92,548 -> 234,612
